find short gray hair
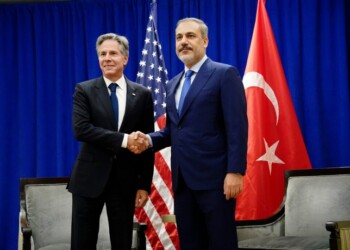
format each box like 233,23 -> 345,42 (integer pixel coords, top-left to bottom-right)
96,33 -> 129,56
176,17 -> 208,39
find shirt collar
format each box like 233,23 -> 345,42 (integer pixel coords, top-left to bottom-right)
104,75 -> 126,91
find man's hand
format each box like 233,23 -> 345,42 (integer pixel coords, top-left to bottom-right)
223,173 -> 243,200
135,189 -> 149,208
127,131 -> 149,154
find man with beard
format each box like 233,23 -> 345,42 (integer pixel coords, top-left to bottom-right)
132,18 -> 248,250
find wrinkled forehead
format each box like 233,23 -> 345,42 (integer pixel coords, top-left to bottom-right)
98,40 -> 121,52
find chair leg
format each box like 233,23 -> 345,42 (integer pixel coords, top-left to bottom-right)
135,223 -> 147,250
326,221 -> 340,250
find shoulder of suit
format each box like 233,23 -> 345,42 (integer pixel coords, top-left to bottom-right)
77,77 -> 102,86
75,77 -> 103,92
168,71 -> 184,83
206,59 -> 232,69
206,60 -> 239,74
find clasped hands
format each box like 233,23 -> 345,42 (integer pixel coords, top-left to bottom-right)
127,131 -> 149,154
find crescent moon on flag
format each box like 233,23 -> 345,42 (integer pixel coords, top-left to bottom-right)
243,71 -> 280,125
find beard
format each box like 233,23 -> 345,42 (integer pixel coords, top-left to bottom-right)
178,53 -> 195,65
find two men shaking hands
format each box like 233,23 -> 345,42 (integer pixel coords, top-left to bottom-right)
127,131 -> 150,154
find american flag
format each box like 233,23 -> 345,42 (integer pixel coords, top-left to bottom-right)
134,1 -> 180,249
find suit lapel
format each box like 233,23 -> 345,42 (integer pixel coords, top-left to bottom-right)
94,77 -> 116,129
167,73 -> 183,122
119,79 -> 137,132
179,59 -> 215,118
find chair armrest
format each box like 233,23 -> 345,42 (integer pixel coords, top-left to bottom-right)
326,220 -> 350,250
20,202 -> 32,250
236,209 -> 285,241
133,222 -> 147,250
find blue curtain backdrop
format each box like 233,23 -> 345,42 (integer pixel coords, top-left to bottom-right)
0,0 -> 349,249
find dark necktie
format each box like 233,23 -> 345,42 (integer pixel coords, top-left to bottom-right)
178,70 -> 194,114
108,83 -> 119,128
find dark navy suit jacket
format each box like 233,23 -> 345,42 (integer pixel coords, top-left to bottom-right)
150,58 -> 248,191
68,76 -> 154,199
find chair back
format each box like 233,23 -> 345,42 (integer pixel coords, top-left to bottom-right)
284,168 -> 350,237
21,177 -> 110,249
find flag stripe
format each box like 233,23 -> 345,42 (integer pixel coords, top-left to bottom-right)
135,205 -> 164,249
148,181 -> 177,247
154,152 -> 173,195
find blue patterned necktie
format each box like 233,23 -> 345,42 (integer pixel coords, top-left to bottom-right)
178,70 -> 194,114
108,83 -> 119,128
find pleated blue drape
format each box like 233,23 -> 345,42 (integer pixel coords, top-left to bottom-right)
0,0 -> 349,249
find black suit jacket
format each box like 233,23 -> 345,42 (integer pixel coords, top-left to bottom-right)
68,76 -> 154,199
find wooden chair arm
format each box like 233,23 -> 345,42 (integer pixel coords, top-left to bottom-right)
326,220 -> 350,250
20,202 -> 32,250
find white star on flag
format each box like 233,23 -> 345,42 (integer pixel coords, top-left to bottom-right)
257,138 -> 285,174
139,61 -> 146,67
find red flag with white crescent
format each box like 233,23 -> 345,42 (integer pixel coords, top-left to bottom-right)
236,0 -> 311,220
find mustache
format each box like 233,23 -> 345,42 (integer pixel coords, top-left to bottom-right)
179,46 -> 192,52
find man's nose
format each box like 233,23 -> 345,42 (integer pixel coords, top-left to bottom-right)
181,37 -> 188,44
178,36 -> 188,44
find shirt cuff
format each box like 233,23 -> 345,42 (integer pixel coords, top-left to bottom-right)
146,134 -> 153,148
121,134 -> 128,148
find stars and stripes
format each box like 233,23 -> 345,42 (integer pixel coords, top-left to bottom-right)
134,1 -> 179,249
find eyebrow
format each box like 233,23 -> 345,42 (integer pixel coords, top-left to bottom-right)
176,32 -> 196,36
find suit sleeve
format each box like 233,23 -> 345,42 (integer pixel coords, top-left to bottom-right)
149,122 -> 172,152
222,67 -> 248,175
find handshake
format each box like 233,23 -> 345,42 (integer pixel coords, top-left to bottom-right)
127,131 -> 149,154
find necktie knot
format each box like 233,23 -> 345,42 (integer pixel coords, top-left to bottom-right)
108,83 -> 117,92
185,70 -> 194,78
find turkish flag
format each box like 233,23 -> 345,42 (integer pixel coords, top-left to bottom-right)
235,0 -> 311,220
